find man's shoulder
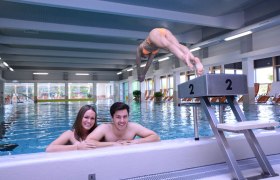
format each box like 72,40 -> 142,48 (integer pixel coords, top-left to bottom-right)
128,122 -> 143,128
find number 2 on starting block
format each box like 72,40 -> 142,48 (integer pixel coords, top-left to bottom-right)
178,74 -> 248,98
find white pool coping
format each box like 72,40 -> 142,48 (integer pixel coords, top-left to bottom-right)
1,129 -> 280,180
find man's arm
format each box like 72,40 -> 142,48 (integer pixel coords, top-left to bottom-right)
130,123 -> 160,144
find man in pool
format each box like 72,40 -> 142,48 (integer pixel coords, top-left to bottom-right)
86,102 -> 160,145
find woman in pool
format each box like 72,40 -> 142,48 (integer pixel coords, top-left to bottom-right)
46,105 -> 99,152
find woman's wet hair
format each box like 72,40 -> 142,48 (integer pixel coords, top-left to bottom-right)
72,105 -> 97,141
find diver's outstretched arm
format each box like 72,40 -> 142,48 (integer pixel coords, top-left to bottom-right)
136,47 -> 143,81
138,54 -> 156,82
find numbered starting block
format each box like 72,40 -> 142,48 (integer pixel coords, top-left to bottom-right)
178,74 -> 279,180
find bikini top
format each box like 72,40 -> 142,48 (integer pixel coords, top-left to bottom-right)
142,37 -> 159,55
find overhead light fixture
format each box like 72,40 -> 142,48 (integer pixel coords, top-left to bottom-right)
3,62 -> 9,67
33,72 -> 48,75
158,57 -> 169,62
9,67 -> 14,71
127,68 -> 133,72
190,47 -> 201,52
117,72 -> 122,75
140,63 -> 146,67
224,31 -> 252,41
75,73 -> 89,76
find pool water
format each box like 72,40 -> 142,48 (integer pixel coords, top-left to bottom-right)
0,102 -> 279,156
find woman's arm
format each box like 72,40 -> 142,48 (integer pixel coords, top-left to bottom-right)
46,130 -> 78,152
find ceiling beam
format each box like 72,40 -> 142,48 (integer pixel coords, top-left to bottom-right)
10,61 -> 125,69
0,47 -> 136,59
2,55 -> 135,65
0,35 -> 137,52
8,0 -> 243,29
0,18 -> 148,39
5,68 -> 119,75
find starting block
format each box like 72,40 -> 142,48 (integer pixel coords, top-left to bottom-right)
178,74 -> 279,180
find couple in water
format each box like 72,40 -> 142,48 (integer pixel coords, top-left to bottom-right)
46,102 -> 160,152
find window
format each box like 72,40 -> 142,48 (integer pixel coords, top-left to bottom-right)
146,78 -> 154,91
167,75 -> 173,96
180,72 -> 186,83
4,83 -> 34,104
160,76 -> 167,90
38,83 -> 65,100
225,62 -> 242,74
68,83 -> 92,99
255,67 -> 273,83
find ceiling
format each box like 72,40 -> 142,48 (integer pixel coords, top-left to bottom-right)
0,0 -> 279,78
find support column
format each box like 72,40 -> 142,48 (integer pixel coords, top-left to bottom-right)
65,82 -> 68,100
240,34 -> 254,105
34,82 -> 38,103
220,65 -> 225,73
0,81 -> 4,106
140,81 -> 145,102
127,76 -> 133,102
242,59 -> 255,105
154,75 -> 160,92
92,82 -> 97,103
173,71 -> 180,104
114,82 -> 120,102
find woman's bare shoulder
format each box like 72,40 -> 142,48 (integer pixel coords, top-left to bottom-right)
62,130 -> 74,136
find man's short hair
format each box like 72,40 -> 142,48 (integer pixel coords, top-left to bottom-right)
110,102 -> 130,117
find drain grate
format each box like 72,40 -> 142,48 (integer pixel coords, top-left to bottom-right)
123,154 -> 280,180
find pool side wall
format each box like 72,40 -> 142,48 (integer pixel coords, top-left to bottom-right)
0,129 -> 280,180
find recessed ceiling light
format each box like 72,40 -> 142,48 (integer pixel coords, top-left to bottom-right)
33,72 -> 48,75
190,47 -> 201,52
3,62 -> 9,67
224,31 -> 252,41
75,73 -> 89,76
158,57 -> 169,62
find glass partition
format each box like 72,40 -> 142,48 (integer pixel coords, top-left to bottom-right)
4,83 -> 34,104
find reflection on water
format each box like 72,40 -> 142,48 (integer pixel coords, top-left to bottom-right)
0,102 -> 279,156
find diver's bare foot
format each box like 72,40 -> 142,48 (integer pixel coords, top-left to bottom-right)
195,62 -> 204,76
192,57 -> 203,76
185,54 -> 194,70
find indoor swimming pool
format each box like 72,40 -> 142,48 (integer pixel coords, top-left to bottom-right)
0,101 -> 279,156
